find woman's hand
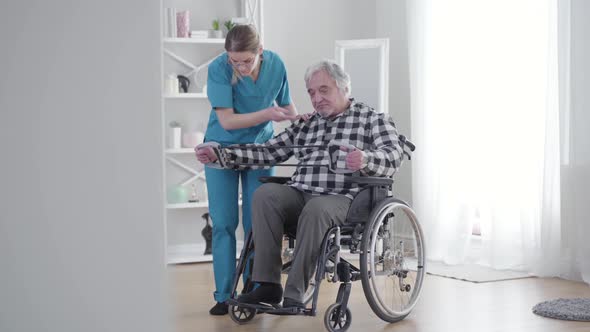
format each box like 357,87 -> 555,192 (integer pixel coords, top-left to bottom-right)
195,147 -> 218,164
295,112 -> 315,122
264,106 -> 298,122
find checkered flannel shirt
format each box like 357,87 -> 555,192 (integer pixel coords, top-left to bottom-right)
219,99 -> 404,199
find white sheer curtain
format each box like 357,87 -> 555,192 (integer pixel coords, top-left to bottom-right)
407,0 -> 568,275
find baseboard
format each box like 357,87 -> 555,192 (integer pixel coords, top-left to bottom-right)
167,241 -> 244,264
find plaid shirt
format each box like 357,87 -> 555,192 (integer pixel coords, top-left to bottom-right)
219,99 -> 404,199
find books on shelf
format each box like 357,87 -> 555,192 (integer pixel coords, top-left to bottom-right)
190,30 -> 209,39
165,8 -> 241,40
164,8 -> 190,38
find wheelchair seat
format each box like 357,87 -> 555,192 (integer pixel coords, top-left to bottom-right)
345,184 -> 389,224
259,175 -> 392,226
229,142 -> 425,332
259,176 -> 290,185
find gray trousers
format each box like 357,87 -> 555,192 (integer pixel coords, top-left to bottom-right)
251,183 -> 352,301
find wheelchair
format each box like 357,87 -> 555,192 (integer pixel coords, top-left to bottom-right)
223,136 -> 426,332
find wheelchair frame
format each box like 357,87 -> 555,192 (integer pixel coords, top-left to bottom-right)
213,136 -> 425,332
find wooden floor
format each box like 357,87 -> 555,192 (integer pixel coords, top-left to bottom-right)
169,262 -> 590,332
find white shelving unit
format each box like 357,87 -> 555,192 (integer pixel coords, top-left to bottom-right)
166,148 -> 196,154
167,200 -> 242,209
164,37 -> 225,44
163,93 -> 207,99
167,202 -> 209,209
161,0 -> 263,265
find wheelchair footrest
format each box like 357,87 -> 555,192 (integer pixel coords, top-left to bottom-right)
226,299 -> 312,316
265,307 -> 307,316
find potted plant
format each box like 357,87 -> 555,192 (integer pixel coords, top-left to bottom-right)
224,20 -> 235,34
210,19 -> 222,39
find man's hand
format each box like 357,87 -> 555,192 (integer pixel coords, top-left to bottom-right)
264,106 -> 298,122
343,147 -> 367,171
195,146 -> 218,164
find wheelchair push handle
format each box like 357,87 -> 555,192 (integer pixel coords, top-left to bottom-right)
195,142 -> 226,169
398,135 -> 415,161
398,135 -> 415,152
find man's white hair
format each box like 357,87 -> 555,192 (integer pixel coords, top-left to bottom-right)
304,60 -> 351,96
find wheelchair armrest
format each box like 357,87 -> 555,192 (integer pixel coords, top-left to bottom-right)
258,176 -> 291,184
345,176 -> 393,187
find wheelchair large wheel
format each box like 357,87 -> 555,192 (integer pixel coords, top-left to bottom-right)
360,198 -> 426,323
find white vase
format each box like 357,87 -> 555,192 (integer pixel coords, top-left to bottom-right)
182,131 -> 205,148
170,127 -> 182,149
165,74 -> 179,95
195,132 -> 205,145
210,30 -> 223,39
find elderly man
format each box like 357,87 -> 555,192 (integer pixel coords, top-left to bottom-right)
196,60 -> 403,309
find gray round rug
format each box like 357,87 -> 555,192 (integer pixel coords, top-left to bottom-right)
532,298 -> 590,321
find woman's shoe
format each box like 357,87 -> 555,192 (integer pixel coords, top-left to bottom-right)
209,302 -> 228,315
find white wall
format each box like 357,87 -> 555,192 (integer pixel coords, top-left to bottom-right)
263,0 -> 377,118
0,2 -> 169,332
264,0 -> 412,200
263,0 -> 414,200
263,0 -> 377,177
376,0 -> 413,203
561,0 -> 590,282
569,0 -> 590,164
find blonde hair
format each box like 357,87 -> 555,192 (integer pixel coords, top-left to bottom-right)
225,24 -> 261,85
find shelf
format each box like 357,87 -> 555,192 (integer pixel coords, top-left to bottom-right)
163,93 -> 207,99
163,37 -> 225,44
166,200 -> 242,210
166,148 -> 195,154
167,201 -> 208,209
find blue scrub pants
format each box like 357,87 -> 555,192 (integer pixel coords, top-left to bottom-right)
204,165 -> 274,302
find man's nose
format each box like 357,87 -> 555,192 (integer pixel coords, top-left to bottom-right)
312,93 -> 322,103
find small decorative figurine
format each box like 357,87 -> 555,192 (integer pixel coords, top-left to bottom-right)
188,183 -> 198,203
177,75 -> 190,93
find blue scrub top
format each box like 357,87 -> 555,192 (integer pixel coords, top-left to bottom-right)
205,50 -> 292,145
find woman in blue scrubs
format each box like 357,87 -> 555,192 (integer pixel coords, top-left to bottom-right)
203,24 -> 298,315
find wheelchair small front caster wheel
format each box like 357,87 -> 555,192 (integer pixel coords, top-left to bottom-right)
324,303 -> 352,332
229,304 -> 256,325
